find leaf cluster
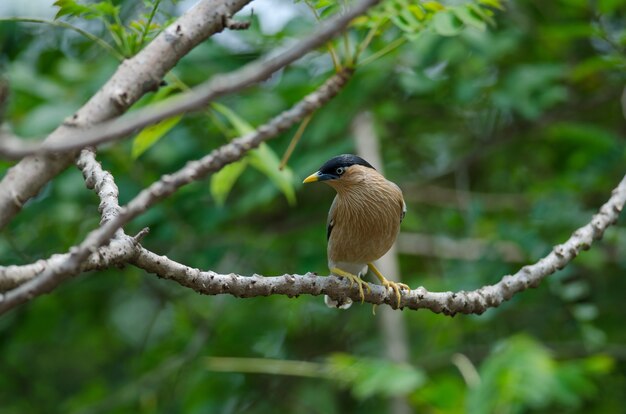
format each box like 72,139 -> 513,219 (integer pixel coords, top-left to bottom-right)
54,0 -> 170,57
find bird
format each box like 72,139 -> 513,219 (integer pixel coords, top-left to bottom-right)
303,154 -> 409,308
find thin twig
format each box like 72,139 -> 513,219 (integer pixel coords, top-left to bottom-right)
139,0 -> 162,47
0,17 -> 123,60
359,36 -> 406,66
354,21 -> 383,63
279,115 -> 312,170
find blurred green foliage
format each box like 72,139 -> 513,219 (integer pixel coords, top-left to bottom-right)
467,335 -> 614,413
1,0 -> 626,412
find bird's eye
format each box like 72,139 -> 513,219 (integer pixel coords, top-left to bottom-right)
336,167 -> 344,175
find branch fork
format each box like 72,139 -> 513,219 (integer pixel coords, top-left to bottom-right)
0,0 -> 624,319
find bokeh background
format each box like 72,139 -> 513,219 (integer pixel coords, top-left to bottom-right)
1,0 -> 626,412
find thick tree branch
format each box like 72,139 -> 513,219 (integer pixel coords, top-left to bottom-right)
132,174 -> 626,314
0,148 -> 136,292
2,167 -> 624,314
0,69 -> 353,315
0,0 -> 252,229
0,237 -> 138,292
0,149 -> 135,292
0,0 -> 379,157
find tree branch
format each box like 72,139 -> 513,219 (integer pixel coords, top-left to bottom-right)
0,0 -> 379,158
0,69 -> 353,315
76,149 -> 122,227
0,149 -> 140,292
2,160 -> 624,315
0,237 -> 138,292
0,148 -> 137,292
131,174 -> 626,314
0,0 -> 253,229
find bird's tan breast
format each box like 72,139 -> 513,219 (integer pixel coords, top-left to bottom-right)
327,177 -> 403,265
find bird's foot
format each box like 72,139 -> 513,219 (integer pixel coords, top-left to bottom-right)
380,279 -> 410,308
368,263 -> 410,308
330,267 -> 371,303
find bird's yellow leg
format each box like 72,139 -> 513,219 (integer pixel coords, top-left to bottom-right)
330,267 -> 371,303
368,263 -> 410,307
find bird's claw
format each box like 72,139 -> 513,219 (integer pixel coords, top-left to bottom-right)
331,267 -> 371,303
368,263 -> 410,308
381,279 -> 410,308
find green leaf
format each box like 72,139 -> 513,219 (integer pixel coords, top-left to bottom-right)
129,83 -> 182,158
408,5 -> 426,21
212,102 -> 296,205
141,83 -> 181,108
248,144 -> 296,206
54,0 -> 93,19
315,0 -> 333,8
129,20 -> 146,33
211,102 -> 255,136
422,1 -> 445,12
452,6 -> 487,31
92,1 -> 119,18
131,115 -> 182,159
350,15 -> 370,28
431,11 -> 463,36
53,0 -> 119,20
394,6 -> 423,33
319,4 -> 339,19
468,4 -> 496,26
210,159 -> 249,206
478,0 -> 505,10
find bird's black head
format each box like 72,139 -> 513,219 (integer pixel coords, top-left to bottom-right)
303,154 -> 375,183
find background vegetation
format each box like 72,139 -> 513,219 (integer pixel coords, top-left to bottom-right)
1,0 -> 625,412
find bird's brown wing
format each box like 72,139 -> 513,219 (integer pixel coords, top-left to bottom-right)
327,195 -> 338,241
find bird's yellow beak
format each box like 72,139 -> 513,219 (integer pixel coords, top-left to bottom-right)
303,172 -> 320,184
